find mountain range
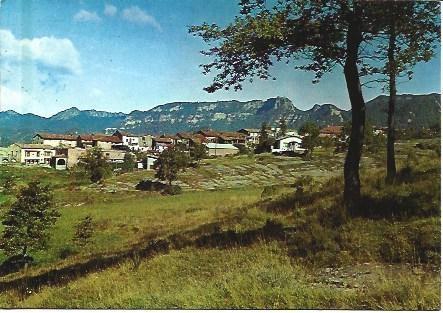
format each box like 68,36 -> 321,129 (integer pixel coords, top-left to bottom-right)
0,93 -> 439,146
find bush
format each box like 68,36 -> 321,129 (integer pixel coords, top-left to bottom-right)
234,144 -> 252,155
0,255 -> 34,276
163,185 -> 182,195
287,216 -> 340,265
135,180 -> 168,192
72,215 -> 95,248
58,246 -> 77,259
135,180 -> 182,195
2,175 -> 16,194
379,227 -> 414,263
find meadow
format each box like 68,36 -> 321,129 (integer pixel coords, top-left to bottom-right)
0,138 -> 439,309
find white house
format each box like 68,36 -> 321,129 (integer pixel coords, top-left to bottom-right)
271,135 -> 305,154
9,144 -> 55,166
113,130 -> 141,151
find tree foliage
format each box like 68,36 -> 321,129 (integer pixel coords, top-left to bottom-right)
190,143 -> 208,164
364,2 -> 440,184
189,0 -> 440,210
0,182 -> 60,257
255,122 -> 274,154
154,148 -> 188,186
299,122 -> 320,159
122,152 -> 136,173
81,147 -> 112,183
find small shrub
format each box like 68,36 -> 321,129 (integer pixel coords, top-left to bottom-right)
2,175 -> 16,194
135,180 -> 168,192
0,255 -> 34,276
379,227 -> 414,263
72,215 -> 95,248
59,246 -> 77,259
287,216 -> 340,265
163,185 -> 182,195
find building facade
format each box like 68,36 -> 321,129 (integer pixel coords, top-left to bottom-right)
9,144 -> 55,165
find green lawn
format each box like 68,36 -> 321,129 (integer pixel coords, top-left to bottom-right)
0,138 -> 439,309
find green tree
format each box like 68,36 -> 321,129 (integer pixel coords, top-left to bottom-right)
81,147 -> 112,183
72,215 -> 94,248
299,122 -> 320,160
121,152 -> 136,173
190,143 -> 208,165
190,0 -> 389,209
0,182 -> 60,258
277,117 -> 287,137
368,3 -> 440,184
154,148 -> 188,186
255,122 -> 274,154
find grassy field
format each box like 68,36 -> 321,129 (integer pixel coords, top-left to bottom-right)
0,138 -> 439,309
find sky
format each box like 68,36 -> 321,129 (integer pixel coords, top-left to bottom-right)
0,0 -> 440,117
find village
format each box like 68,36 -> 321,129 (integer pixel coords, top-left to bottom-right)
0,125 -> 345,171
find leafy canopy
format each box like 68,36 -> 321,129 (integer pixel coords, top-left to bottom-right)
299,122 -> 320,159
81,147 -> 112,183
154,148 -> 189,186
0,181 -> 60,257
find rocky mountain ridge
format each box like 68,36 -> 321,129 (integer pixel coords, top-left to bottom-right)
0,93 -> 439,146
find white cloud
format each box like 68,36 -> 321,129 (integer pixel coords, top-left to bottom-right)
104,4 -> 117,17
0,85 -> 40,113
74,9 -> 101,22
0,29 -> 81,75
121,6 -> 161,31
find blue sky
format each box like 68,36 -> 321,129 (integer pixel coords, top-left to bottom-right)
0,0 -> 440,117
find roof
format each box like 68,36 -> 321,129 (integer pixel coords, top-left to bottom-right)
238,128 -> 260,133
320,126 -> 343,135
176,133 -> 206,144
162,134 -> 179,140
176,132 -> 194,139
204,143 -> 239,150
78,134 -> 122,143
198,130 -> 220,137
217,131 -> 246,141
113,130 -> 137,137
34,132 -> 78,141
13,143 -> 54,150
275,135 -> 303,142
154,137 -> 174,144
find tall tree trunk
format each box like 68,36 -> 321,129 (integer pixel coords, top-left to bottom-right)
343,7 -> 365,213
386,23 -> 397,184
